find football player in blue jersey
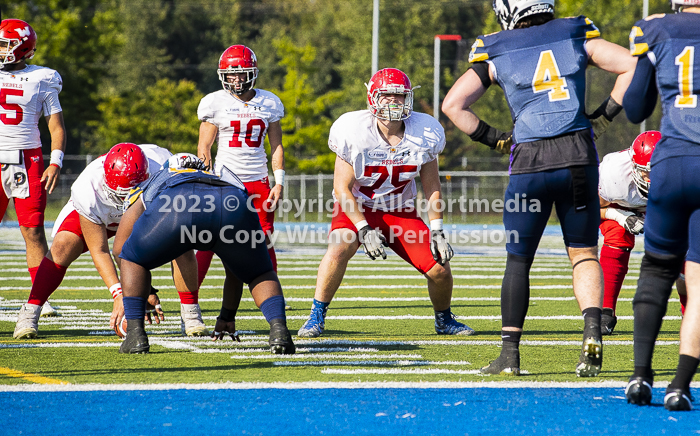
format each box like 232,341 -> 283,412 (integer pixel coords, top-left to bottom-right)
113,153 -> 295,355
622,0 -> 700,412
442,0 -> 637,377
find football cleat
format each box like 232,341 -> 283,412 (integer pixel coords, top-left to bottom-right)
600,308 -> 617,335
480,348 -> 521,376
40,300 -> 58,317
297,306 -> 327,338
180,303 -> 209,336
119,327 -> 150,354
269,320 -> 295,354
13,303 -> 41,339
664,388 -> 693,411
625,376 -> 653,405
576,336 -> 602,377
435,311 -> 475,335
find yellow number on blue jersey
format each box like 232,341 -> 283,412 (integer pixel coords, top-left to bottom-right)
532,50 -> 570,102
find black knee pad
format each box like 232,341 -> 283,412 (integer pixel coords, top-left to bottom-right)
633,251 -> 684,307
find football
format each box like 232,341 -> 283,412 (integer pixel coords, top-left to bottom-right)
114,316 -> 127,339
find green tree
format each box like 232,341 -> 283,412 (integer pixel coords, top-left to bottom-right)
90,79 -> 203,153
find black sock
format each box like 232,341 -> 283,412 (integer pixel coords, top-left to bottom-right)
501,253 -> 534,329
126,318 -> 145,331
632,252 -> 682,369
582,307 -> 602,339
668,355 -> 700,391
501,330 -> 521,347
633,365 -> 654,380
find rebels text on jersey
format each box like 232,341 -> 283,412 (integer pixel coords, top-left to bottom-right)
0,65 -> 62,150
598,150 -> 647,212
53,144 -> 172,235
329,110 -> 445,211
197,89 -> 284,182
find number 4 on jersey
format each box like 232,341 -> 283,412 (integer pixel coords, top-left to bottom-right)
532,50 -> 570,102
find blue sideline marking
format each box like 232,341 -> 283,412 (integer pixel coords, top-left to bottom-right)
2,387 -> 697,435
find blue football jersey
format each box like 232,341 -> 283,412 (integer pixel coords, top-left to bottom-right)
469,16 -> 600,143
125,160 -> 245,210
630,13 -> 700,144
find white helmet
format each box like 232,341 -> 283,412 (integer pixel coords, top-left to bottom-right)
493,0 -> 555,30
670,0 -> 700,11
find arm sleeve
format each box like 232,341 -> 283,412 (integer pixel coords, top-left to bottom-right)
623,55 -> 658,124
470,62 -> 491,89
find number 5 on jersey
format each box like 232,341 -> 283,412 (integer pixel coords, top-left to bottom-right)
229,119 -> 266,147
532,50 -> 570,102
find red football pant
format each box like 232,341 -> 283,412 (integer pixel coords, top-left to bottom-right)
600,219 -> 635,312
0,148 -> 47,228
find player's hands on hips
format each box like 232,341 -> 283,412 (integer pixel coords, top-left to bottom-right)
430,229 -> 454,265
494,130 -> 513,154
623,215 -> 645,235
211,318 -> 240,342
110,295 -> 124,330
41,164 -> 61,195
266,184 -> 283,211
145,293 -> 164,324
358,225 -> 388,260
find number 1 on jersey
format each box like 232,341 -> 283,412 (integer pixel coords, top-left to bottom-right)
675,46 -> 697,109
532,50 -> 570,102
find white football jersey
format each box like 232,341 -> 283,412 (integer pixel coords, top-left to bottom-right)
53,144 -> 172,236
599,150 -> 647,211
329,110 -> 445,211
197,89 -> 284,182
0,65 -> 63,150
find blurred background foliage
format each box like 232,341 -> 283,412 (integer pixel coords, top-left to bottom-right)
3,0 -> 668,172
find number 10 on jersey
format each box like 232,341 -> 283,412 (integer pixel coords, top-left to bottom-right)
228,119 -> 266,147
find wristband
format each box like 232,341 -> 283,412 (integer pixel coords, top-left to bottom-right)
50,150 -> 64,168
468,120 -> 507,149
354,220 -> 369,231
218,306 -> 237,322
605,207 -> 633,226
273,169 -> 285,187
109,283 -> 123,299
430,219 -> 444,231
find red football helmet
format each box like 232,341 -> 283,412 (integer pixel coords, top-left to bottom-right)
218,45 -> 258,96
103,143 -> 149,208
629,130 -> 661,197
0,19 -> 37,66
365,68 -> 416,121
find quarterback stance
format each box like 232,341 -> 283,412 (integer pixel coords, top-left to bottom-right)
624,0 -> 700,411
0,19 -> 66,316
196,45 -> 285,307
116,154 -> 294,355
442,0 -> 636,377
13,144 -> 207,339
598,131 -> 659,334
297,68 -> 473,338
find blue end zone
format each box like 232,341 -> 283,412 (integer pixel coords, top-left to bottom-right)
3,388 -> 697,435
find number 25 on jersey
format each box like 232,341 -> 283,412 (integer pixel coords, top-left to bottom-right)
228,118 -> 266,147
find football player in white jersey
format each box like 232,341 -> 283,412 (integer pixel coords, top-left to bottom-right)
598,131 -> 687,334
13,143 -> 208,339
0,19 -> 66,313
195,44 -> 285,310
297,68 -> 473,338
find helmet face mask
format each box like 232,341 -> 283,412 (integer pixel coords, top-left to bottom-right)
0,19 -> 37,66
103,143 -> 149,209
492,0 -> 555,30
218,45 -> 258,96
365,68 -> 416,121
628,131 -> 661,198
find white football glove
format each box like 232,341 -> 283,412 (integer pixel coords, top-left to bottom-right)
430,230 -> 454,265
605,208 -> 645,235
358,225 -> 388,260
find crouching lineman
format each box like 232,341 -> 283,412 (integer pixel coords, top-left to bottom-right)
13,143 -> 207,339
598,131 -> 659,334
115,154 -> 294,355
297,68 -> 473,338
